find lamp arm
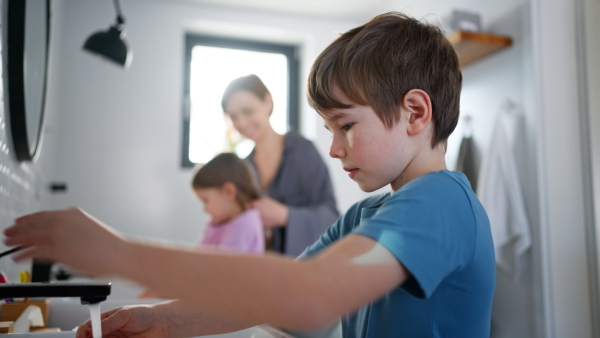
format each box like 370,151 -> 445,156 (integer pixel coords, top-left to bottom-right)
113,0 -> 125,25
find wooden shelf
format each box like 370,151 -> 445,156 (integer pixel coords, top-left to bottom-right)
447,31 -> 513,68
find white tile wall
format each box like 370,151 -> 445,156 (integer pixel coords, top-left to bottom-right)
0,0 -> 41,282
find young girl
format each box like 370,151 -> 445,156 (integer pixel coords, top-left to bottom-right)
191,152 -> 264,254
138,152 -> 265,299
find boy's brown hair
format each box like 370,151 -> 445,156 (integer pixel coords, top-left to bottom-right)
307,12 -> 462,148
192,152 -> 260,210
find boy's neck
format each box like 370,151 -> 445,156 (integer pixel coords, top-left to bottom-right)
390,144 -> 447,193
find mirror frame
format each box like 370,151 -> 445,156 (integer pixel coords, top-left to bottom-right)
3,0 -> 50,162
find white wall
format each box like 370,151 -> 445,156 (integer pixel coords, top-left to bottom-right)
41,0 -> 363,245
444,3 -> 538,338
530,0 -> 595,336
0,0 -> 59,282
583,0 -> 600,334
584,0 -> 600,282
443,1 -> 599,335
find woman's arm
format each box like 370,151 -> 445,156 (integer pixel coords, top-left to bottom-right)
270,139 -> 340,256
5,208 -> 407,330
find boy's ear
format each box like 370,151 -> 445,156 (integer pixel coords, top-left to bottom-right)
221,182 -> 238,200
402,89 -> 433,136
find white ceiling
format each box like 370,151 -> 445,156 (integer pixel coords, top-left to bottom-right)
170,0 -> 528,26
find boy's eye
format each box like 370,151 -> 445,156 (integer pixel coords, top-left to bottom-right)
341,123 -> 354,131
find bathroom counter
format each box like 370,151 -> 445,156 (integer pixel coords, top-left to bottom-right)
3,278 -> 294,337
3,325 -> 292,338
46,297 -> 293,337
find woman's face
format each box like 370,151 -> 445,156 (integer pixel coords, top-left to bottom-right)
224,90 -> 272,141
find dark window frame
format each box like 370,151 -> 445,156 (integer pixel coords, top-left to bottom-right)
181,34 -> 300,168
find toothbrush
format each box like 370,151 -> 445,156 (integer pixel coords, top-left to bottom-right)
0,246 -> 26,259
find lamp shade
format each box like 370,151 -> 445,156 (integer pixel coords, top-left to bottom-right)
83,25 -> 132,68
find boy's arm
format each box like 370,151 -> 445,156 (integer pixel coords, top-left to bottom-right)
121,234 -> 408,330
5,209 -> 407,331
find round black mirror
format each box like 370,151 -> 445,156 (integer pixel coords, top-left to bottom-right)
2,0 -> 50,162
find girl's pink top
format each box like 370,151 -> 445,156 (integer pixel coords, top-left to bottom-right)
197,208 -> 265,254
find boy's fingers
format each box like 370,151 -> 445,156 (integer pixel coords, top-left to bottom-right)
77,306 -> 122,338
5,220 -> 41,240
101,308 -> 134,335
75,322 -> 91,338
12,246 -> 46,262
14,211 -> 55,229
5,212 -> 60,249
100,307 -> 123,319
3,224 -> 19,236
3,229 -> 40,246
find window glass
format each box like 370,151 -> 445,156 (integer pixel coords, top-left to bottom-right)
188,46 -> 289,164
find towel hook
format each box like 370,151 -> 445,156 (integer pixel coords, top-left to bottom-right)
463,115 -> 473,137
501,99 -> 518,114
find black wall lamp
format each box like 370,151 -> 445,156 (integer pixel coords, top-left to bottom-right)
82,0 -> 132,68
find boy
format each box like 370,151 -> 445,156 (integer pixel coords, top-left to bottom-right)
4,11 -> 495,338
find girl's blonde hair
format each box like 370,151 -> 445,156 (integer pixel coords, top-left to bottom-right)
192,152 -> 260,210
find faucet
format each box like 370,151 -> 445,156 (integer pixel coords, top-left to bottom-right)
0,282 -> 111,304
31,260 -> 54,283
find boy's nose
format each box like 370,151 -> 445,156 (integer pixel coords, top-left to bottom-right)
329,140 -> 346,159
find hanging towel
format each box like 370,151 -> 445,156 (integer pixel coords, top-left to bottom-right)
456,135 -> 478,192
477,109 -> 531,276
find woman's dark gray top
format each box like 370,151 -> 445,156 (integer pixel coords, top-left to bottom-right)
246,131 -> 340,257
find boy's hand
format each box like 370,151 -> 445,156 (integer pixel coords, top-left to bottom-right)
252,197 -> 289,228
76,305 -> 166,338
3,207 -> 127,277
138,289 -> 165,300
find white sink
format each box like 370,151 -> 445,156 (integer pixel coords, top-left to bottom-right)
47,297 -> 161,332
5,326 -> 290,338
5,333 -> 75,338
4,279 -> 294,337
43,298 -> 293,338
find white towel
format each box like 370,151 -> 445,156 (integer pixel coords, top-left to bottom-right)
477,110 -> 531,276
13,305 -> 45,333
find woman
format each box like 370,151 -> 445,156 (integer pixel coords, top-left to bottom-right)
221,74 -> 339,256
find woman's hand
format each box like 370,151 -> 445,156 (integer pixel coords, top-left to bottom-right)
76,305 -> 167,338
3,207 -> 127,277
252,197 -> 288,228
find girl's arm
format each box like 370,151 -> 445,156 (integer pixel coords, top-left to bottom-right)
5,208 -> 407,330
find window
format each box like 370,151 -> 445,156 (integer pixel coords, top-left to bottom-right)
182,35 -> 299,167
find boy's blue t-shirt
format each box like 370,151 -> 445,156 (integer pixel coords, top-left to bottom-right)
299,170 -> 495,338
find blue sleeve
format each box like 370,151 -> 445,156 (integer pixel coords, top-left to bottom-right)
296,196 -> 367,260
354,178 -> 477,299
295,220 -> 338,260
